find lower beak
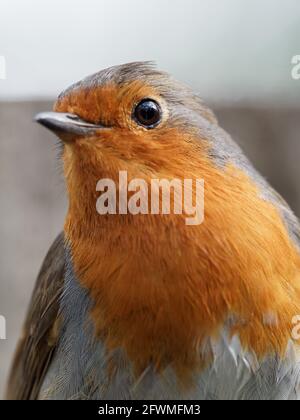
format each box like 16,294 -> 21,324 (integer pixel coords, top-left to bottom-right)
34,112 -> 105,142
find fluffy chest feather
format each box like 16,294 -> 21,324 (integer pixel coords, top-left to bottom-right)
63,160 -> 300,378
39,252 -> 300,400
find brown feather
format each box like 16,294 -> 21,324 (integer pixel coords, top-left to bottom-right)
6,233 -> 65,400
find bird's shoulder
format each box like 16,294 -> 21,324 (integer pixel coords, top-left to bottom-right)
6,232 -> 65,400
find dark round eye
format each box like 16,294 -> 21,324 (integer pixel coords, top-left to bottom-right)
133,99 -> 162,128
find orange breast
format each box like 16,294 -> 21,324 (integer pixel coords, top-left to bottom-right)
63,128 -> 300,384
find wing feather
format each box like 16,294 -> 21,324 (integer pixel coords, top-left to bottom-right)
6,232 -> 65,400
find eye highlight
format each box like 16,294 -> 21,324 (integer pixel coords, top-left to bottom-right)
133,99 -> 162,129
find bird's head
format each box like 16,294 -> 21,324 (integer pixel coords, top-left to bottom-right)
35,62 -> 217,229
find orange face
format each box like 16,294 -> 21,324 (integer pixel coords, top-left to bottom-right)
54,80 -> 209,188
36,63 -> 300,384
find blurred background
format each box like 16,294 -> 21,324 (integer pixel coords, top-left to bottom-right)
0,0 -> 299,398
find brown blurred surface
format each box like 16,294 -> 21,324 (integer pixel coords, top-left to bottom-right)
0,101 -> 299,398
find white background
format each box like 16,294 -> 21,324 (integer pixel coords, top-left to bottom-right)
0,0 -> 299,103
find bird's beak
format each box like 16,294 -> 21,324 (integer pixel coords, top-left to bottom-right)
34,112 -> 105,142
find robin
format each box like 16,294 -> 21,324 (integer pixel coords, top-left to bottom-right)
6,62 -> 300,400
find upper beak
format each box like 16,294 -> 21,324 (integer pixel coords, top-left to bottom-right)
34,111 -> 106,142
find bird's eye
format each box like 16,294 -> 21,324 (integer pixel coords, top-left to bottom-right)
133,99 -> 162,128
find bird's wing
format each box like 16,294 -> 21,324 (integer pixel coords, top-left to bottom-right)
6,232 -> 65,400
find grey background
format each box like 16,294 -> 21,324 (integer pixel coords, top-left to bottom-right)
0,0 -> 300,104
0,0 -> 300,399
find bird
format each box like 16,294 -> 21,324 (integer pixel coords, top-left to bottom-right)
6,61 -> 300,400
